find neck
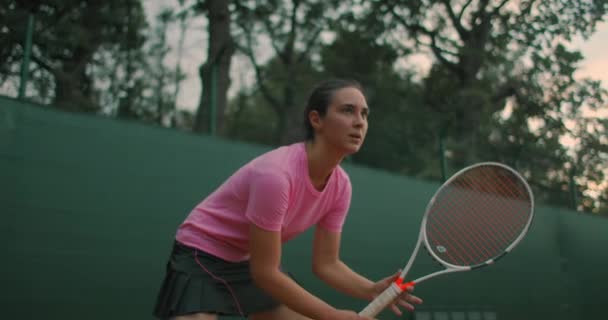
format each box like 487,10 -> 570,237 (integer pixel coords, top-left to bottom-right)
305,140 -> 344,190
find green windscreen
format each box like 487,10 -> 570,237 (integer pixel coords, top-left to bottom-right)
1,96 -> 607,320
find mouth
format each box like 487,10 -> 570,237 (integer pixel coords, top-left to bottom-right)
348,133 -> 363,140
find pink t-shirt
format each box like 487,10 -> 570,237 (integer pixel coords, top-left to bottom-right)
175,142 -> 352,262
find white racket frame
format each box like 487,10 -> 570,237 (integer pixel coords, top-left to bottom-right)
359,162 -> 535,318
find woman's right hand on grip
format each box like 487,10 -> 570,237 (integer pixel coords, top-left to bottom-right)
328,309 -> 375,320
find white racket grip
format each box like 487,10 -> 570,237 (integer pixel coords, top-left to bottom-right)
359,283 -> 402,318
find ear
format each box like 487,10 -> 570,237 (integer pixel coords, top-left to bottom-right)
308,110 -> 323,131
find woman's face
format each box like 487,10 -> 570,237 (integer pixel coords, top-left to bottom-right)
312,87 -> 369,155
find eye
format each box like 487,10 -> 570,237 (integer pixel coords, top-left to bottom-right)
362,109 -> 369,119
342,105 -> 354,113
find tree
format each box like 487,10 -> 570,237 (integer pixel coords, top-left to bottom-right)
113,0 -> 149,119
6,0 -> 145,112
363,0 -> 608,213
143,8 -> 183,125
170,1 -> 192,128
233,0 -> 343,144
193,0 -> 235,134
1,0 -> 147,112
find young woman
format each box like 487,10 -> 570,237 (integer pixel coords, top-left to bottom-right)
153,79 -> 422,320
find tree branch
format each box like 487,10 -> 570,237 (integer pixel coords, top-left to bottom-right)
471,0 -> 490,27
441,0 -> 468,40
491,80 -> 519,108
296,25 -> 323,63
388,6 -> 431,36
458,0 -> 473,22
389,7 -> 461,74
518,0 -> 538,20
492,0 -> 511,16
283,0 -> 300,66
260,15 -> 287,64
30,54 -> 55,73
389,6 -> 460,74
429,33 -> 461,75
234,21 -> 282,112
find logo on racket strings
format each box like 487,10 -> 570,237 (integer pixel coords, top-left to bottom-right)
436,245 -> 447,253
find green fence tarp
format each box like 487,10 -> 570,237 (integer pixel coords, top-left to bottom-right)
1,96 -> 607,319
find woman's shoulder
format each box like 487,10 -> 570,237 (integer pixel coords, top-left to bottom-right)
247,143 -> 302,178
251,143 -> 302,169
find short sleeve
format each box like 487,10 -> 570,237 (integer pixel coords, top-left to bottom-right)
245,171 -> 291,232
317,178 -> 352,232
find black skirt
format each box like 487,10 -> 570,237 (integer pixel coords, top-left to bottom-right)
153,241 -> 281,319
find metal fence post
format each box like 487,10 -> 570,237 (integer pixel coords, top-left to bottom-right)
439,127 -> 447,182
18,13 -> 34,100
569,166 -> 578,211
209,63 -> 218,136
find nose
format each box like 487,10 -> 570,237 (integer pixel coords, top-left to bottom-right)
353,112 -> 366,127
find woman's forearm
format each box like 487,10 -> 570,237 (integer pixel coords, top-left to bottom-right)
313,260 -> 375,301
252,268 -> 336,319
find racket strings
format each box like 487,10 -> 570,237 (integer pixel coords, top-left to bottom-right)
428,192 -> 504,265
428,188 -> 511,264
426,165 -> 532,267
445,173 -> 529,262
427,194 -> 514,266
455,173 -> 529,244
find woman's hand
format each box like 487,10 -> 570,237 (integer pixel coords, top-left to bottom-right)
371,271 -> 423,316
329,309 -> 376,320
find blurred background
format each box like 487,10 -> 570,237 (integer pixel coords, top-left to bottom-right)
2,0 -> 607,214
1,1 -> 608,319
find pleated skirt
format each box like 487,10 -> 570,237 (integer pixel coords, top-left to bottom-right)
153,241 -> 280,319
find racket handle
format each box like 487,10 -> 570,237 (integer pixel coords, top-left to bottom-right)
359,283 -> 402,318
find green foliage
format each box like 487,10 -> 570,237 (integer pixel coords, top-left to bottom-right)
117,7 -> 186,126
224,56 -> 324,144
0,0 -> 189,127
224,0 -> 608,214
0,0 -> 148,112
232,0 -> 344,143
224,89 -> 280,145
2,0 -> 607,214
357,0 -> 608,214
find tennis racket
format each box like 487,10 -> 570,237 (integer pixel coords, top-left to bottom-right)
359,162 -> 534,317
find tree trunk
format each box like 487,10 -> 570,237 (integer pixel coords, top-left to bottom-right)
117,0 -> 137,119
278,67 -> 303,145
53,53 -> 96,112
194,0 -> 234,134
